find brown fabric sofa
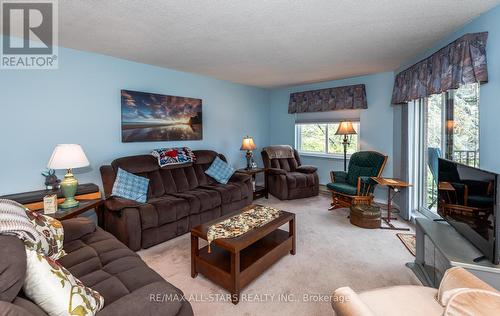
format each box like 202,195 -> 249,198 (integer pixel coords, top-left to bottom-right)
100,150 -> 253,251
0,217 -> 193,316
261,146 -> 319,200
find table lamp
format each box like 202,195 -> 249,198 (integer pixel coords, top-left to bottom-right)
240,136 -> 256,170
335,121 -> 357,171
47,144 -> 90,209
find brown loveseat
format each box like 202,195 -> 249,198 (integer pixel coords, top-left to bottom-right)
261,146 -> 319,200
100,150 -> 253,251
0,218 -> 193,315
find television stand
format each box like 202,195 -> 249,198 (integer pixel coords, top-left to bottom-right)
407,218 -> 500,290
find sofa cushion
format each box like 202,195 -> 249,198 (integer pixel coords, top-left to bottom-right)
60,228 -> 166,306
270,157 -> 299,172
286,172 -> 316,189
327,182 -> 358,195
170,189 -> 221,214
0,236 -> 26,302
12,297 -> 48,316
358,286 -> 441,316
96,281 -> 188,316
200,182 -> 250,204
139,196 -> 190,230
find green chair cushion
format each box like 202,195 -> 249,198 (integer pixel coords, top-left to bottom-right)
327,182 -> 358,196
346,151 -> 386,187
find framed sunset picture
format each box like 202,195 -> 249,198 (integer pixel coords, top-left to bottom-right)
121,89 -> 203,142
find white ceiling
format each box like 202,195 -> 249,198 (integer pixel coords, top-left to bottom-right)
55,0 -> 500,87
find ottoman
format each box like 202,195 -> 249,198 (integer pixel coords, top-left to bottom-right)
350,204 -> 381,229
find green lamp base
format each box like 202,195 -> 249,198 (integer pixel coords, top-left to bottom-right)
59,197 -> 79,209
59,169 -> 80,209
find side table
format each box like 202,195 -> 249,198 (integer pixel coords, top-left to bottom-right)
236,168 -> 268,200
43,198 -> 105,226
1,183 -> 104,226
371,177 -> 412,231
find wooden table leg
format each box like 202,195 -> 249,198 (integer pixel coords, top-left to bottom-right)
380,186 -> 410,231
387,186 -> 392,223
289,217 -> 296,255
191,235 -> 198,278
231,251 -> 240,304
264,172 -> 269,199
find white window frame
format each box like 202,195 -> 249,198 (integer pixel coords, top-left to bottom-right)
295,121 -> 360,159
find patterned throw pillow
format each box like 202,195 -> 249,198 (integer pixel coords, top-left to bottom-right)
111,168 -> 149,203
151,147 -> 196,167
24,211 -> 66,260
23,247 -> 104,316
205,157 -> 235,184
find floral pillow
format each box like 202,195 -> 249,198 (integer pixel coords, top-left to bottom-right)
24,211 -> 66,260
23,247 -> 104,316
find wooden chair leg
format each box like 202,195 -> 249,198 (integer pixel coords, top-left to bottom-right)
329,193 -> 341,210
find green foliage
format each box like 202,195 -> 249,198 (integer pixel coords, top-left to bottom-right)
424,83 -> 480,209
298,123 -> 359,154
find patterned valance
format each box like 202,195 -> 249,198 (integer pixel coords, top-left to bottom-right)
391,32 -> 488,105
288,84 -> 367,114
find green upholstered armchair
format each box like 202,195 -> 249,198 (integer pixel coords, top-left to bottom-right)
326,151 -> 387,210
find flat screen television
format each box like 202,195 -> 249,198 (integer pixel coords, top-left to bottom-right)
438,158 -> 499,264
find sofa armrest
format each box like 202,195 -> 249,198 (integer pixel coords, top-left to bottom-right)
331,287 -> 375,316
444,289 -> 500,315
230,172 -> 251,183
296,165 -> 317,174
438,267 -> 497,305
104,197 -> 144,212
62,217 -> 96,244
330,171 -> 348,183
266,168 -> 287,176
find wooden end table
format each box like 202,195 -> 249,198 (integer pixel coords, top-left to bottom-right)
43,198 -> 105,226
1,183 -> 104,226
236,168 -> 268,200
190,204 -> 295,304
371,177 -> 412,231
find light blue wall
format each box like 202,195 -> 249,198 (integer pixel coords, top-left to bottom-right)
268,72 -> 395,199
0,42 -> 270,195
397,5 -> 500,174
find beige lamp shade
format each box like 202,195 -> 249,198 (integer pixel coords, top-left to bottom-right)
335,121 -> 357,135
240,136 -> 256,150
47,144 -> 90,170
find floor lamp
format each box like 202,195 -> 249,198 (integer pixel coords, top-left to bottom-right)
335,121 -> 357,171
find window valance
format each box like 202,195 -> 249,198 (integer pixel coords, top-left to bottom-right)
391,32 -> 488,105
288,84 -> 367,114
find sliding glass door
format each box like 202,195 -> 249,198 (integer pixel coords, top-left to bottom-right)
415,84 -> 480,215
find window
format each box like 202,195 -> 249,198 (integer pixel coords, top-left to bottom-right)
295,122 -> 360,157
413,83 -> 480,214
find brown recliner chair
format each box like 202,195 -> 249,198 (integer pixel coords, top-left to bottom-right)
261,145 -> 319,200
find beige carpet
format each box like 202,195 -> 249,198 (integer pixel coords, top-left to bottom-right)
138,195 -> 421,315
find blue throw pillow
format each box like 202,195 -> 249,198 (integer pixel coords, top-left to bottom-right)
111,168 -> 149,203
205,157 -> 235,184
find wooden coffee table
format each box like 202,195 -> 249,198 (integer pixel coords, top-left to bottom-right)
190,204 -> 296,304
